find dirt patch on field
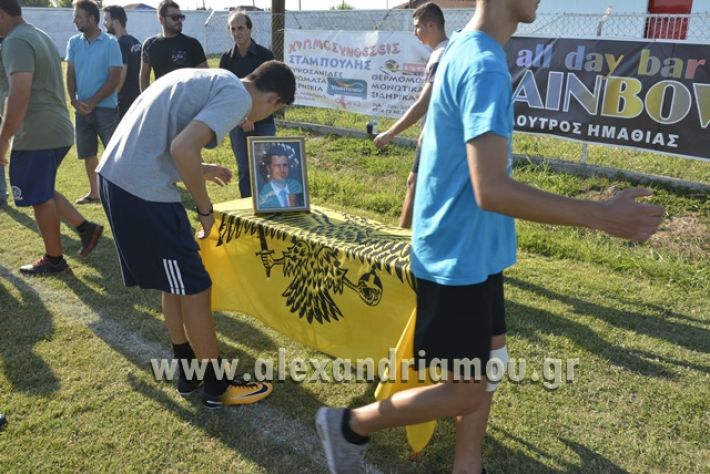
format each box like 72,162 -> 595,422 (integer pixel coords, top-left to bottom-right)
579,187 -> 708,258
579,186 -> 619,201
649,214 -> 709,257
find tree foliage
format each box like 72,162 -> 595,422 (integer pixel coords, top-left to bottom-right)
50,0 -> 75,7
20,0 -> 51,7
49,0 -> 101,8
330,1 -> 354,9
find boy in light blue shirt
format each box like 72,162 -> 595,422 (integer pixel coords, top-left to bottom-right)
316,1 -> 665,472
411,29 -> 517,285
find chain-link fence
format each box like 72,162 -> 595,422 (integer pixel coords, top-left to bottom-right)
23,7 -> 710,58
203,8 -> 710,60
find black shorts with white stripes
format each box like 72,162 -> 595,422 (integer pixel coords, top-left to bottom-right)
99,176 -> 212,295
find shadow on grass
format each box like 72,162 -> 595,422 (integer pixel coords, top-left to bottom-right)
485,427 -> 629,473
213,311 -> 280,354
506,277 -> 709,378
558,437 -> 629,473
61,267 -> 336,472
2,203 -> 88,257
2,205 -> 36,232
0,266 -> 60,395
343,383 -> 557,472
125,374 -> 328,474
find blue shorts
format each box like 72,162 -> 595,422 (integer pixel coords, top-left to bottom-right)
75,107 -> 118,159
99,176 -> 211,295
9,146 -> 71,207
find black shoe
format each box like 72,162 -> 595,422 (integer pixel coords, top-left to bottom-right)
19,255 -> 72,276
0,413 -> 6,430
177,376 -> 203,397
78,222 -> 103,257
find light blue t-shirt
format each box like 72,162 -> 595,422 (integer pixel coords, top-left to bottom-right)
66,32 -> 122,108
411,30 -> 517,285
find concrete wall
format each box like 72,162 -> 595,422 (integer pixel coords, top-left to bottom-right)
23,8 -> 251,57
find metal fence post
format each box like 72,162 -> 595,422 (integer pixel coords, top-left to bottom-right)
580,7 -> 613,164
272,0 -> 285,61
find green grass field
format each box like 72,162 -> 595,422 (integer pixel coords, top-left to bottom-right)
0,61 -> 708,472
283,106 -> 710,185
1,124 -> 708,473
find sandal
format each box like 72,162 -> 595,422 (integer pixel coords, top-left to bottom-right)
75,195 -> 100,204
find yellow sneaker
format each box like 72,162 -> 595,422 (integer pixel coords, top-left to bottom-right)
203,380 -> 273,408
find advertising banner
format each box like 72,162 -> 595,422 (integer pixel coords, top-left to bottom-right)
507,37 -> 710,160
285,29 -> 431,119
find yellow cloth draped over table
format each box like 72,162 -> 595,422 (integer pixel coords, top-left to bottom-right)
198,199 -> 436,452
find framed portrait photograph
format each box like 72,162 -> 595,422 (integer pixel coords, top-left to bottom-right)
247,136 -> 310,214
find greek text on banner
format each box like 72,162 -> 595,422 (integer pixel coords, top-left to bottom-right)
507,36 -> 710,161
285,29 -> 432,119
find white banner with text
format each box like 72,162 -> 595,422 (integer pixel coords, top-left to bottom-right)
285,29 -> 432,119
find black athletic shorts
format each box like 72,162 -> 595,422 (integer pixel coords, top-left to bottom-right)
99,176 -> 212,295
414,273 -> 506,375
411,144 -> 422,173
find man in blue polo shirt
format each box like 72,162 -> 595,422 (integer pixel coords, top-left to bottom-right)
66,0 -> 122,205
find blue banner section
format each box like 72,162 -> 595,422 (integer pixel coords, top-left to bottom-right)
327,78 -> 368,99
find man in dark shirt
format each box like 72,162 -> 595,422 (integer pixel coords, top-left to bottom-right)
219,10 -> 275,198
140,0 -> 207,92
102,5 -> 140,118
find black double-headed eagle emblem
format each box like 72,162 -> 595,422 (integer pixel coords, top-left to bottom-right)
217,209 -> 413,324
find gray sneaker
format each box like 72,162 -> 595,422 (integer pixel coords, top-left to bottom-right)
315,407 -> 367,474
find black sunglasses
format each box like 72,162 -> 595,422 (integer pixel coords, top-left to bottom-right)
164,14 -> 186,21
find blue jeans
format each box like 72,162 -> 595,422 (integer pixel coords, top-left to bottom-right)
0,164 -> 7,200
229,121 -> 276,198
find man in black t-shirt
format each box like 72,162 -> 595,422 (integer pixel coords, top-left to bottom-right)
103,5 -> 141,118
139,0 -> 207,92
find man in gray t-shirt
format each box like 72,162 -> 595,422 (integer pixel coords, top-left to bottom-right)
97,61 -> 296,408
98,68 -> 250,203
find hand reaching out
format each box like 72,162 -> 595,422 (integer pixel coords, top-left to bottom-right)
240,119 -> 255,133
196,213 -> 214,240
203,163 -> 233,187
598,188 -> 665,242
373,131 -> 394,149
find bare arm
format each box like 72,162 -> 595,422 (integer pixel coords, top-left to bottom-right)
139,60 -> 151,92
66,61 -> 78,109
0,72 -> 32,165
467,133 -> 665,242
170,121 -> 217,238
82,66 -> 122,112
373,82 -> 433,148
